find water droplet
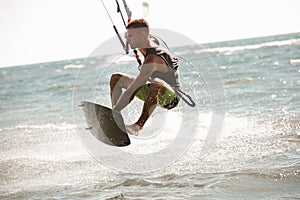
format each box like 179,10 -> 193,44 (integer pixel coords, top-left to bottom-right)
271,94 -> 277,99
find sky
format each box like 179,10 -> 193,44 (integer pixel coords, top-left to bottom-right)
1,0 -> 299,68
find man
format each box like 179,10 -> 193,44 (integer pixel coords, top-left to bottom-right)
110,19 -> 180,136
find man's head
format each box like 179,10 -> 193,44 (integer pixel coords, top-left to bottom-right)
125,19 -> 149,49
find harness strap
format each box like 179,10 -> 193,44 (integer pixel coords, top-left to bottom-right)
174,88 -> 196,107
134,49 -> 142,67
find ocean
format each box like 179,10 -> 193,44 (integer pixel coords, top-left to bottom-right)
1,32 -> 299,199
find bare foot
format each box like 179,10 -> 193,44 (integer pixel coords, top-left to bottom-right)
126,124 -> 141,136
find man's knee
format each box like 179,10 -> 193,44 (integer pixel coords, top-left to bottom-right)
110,73 -> 123,86
110,73 -> 134,89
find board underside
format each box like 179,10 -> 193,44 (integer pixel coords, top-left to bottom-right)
81,101 -> 130,147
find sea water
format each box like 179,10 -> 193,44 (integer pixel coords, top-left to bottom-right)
0,32 -> 299,199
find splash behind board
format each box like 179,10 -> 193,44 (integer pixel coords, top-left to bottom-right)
81,101 -> 130,147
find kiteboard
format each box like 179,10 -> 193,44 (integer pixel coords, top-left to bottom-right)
80,101 -> 130,147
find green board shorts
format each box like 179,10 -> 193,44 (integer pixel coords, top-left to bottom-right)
135,84 -> 178,109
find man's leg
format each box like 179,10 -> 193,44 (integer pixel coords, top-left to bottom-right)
126,82 -> 169,135
110,73 -> 135,107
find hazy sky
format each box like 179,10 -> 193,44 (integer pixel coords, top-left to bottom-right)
1,0 -> 299,67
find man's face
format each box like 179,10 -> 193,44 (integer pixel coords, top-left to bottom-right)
125,28 -> 147,49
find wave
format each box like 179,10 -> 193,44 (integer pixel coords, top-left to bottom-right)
63,64 -> 85,69
290,59 -> 300,65
17,123 -> 76,130
0,123 -> 76,132
224,77 -> 265,85
177,38 -> 300,56
106,176 -> 214,190
95,167 -> 300,199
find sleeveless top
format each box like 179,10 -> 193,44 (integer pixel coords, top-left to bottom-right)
145,47 -> 181,89
141,36 -> 195,108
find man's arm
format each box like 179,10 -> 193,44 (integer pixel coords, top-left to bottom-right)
113,60 -> 155,111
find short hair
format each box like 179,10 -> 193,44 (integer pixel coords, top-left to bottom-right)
126,19 -> 149,33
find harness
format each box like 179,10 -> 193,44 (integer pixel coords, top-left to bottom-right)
143,39 -> 196,107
